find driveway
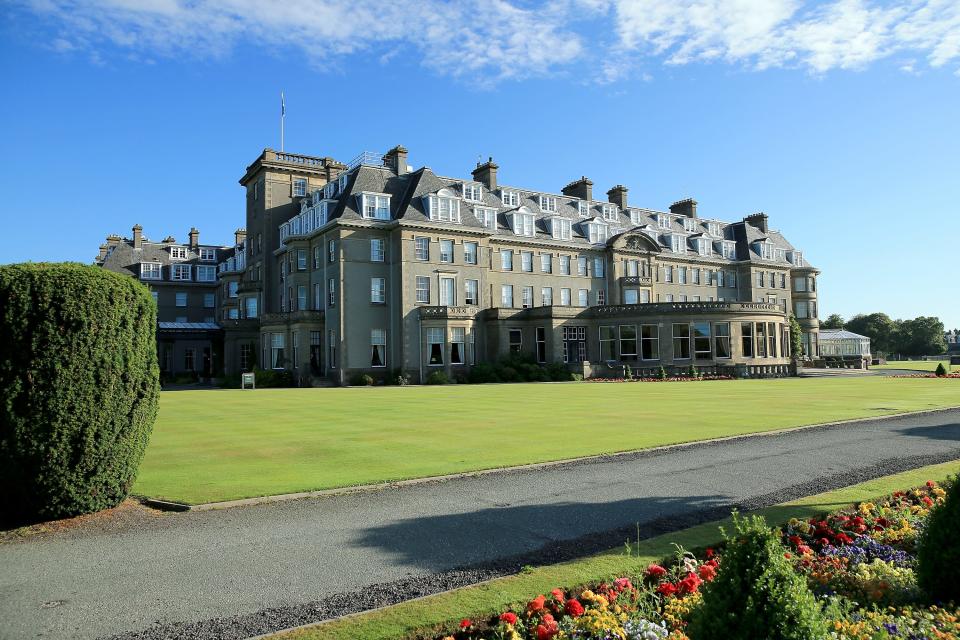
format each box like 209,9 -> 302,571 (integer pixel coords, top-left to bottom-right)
2,409 -> 959,640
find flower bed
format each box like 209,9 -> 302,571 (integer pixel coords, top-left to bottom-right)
889,373 -> 960,379
437,481 -> 958,640
587,376 -> 734,383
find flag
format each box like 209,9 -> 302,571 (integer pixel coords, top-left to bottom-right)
281,91 -> 285,117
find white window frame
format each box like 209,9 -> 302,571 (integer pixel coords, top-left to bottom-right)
578,200 -> 589,217
415,237 -> 430,261
501,284 -> 514,308
462,183 -> 483,202
199,248 -> 217,262
551,217 -> 572,240
140,262 -> 162,280
371,329 -> 386,368
464,241 -> 478,265
196,265 -> 216,282
539,195 -> 558,213
371,238 -> 385,262
601,204 -> 618,222
293,177 -> 307,198
371,277 -> 386,303
465,279 -> 479,305
439,239 -> 454,263
171,264 -> 192,281
511,211 -> 535,237
474,207 -> 497,230
169,246 -> 187,261
361,192 -> 391,220
657,214 -> 671,230
416,276 -> 430,304
427,192 -> 462,223
500,189 -> 520,207
683,218 -> 698,233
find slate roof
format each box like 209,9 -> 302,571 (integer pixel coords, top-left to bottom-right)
98,234 -> 230,281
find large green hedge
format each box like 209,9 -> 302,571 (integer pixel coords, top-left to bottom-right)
917,475 -> 960,602
0,263 -> 160,522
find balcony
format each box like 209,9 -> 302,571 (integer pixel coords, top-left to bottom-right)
592,301 -> 786,317
419,305 -> 480,320
261,310 -> 325,324
620,276 -> 653,286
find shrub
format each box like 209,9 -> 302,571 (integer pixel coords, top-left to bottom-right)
386,368 -> 409,386
658,366 -> 668,380
688,364 -> 699,378
350,373 -> 374,386
0,263 -> 160,523
935,362 -> 948,377
687,512 -> 828,640
469,362 -> 500,384
545,362 -> 574,382
251,367 -> 294,388
425,370 -> 449,385
917,476 -> 960,601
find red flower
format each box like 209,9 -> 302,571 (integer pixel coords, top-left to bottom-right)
705,548 -> 715,559
460,619 -> 472,629
527,595 -> 546,612
614,577 -> 633,591
698,564 -> 717,581
835,533 -> 854,545
797,544 -> 813,555
646,563 -> 668,579
551,588 -> 564,600
677,572 -> 702,595
657,582 -> 678,597
536,614 -> 559,640
927,480 -> 936,488
564,599 -> 584,617
499,612 -> 518,625
922,496 -> 934,507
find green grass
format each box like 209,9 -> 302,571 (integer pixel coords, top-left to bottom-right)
872,360 -> 953,372
274,460 -> 960,640
134,377 -> 960,504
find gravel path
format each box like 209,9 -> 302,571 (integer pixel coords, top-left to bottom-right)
2,408 -> 959,640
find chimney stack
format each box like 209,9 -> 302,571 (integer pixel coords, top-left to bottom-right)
189,227 -> 199,250
472,157 -> 498,191
97,244 -> 110,262
607,185 -> 629,210
744,212 -> 769,233
132,224 -> 143,249
382,145 -> 409,175
669,198 -> 698,218
562,176 -> 593,202
234,228 -> 247,247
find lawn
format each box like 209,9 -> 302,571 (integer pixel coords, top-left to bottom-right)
134,377 -> 960,504
872,359 -> 953,372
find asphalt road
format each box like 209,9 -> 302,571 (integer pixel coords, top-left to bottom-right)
3,408 -> 960,640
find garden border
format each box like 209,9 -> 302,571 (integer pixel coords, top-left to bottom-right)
140,406 -> 960,512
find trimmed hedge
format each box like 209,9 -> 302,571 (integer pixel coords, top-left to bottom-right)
0,263 -> 160,522
917,475 -> 960,601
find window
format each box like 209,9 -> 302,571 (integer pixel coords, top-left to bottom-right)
328,277 -> 336,306
428,194 -> 460,223
440,239 -> 454,263
679,294 -> 687,302
501,189 -> 520,207
203,293 -> 215,308
465,279 -> 479,305
468,329 -> 476,364
451,327 -> 465,364
415,237 -> 430,261
768,321 -> 777,357
577,256 -> 587,276
175,292 -> 187,307
722,241 -> 736,259
244,297 -> 258,318
474,207 -> 497,230
682,218 -> 696,233
559,255 -> 571,275
140,262 -> 161,280
696,238 -> 709,256
641,325 -> 659,360
293,178 -> 307,197
640,290 -> 651,303
672,323 -> 691,359
578,289 -> 588,307
626,259 -> 638,277
715,270 -> 724,287
361,193 -> 391,220
678,266 -> 687,284
314,282 -> 321,310
427,327 -> 444,365
501,284 -> 514,308
593,257 -> 604,278
416,276 -> 430,304
370,239 -> 385,262
313,245 -> 321,268
658,214 -> 671,229
664,294 -> 674,302
757,271 -> 765,287
624,289 -> 638,304
371,277 -> 385,303
464,241 -> 478,264
551,218 -> 572,240
175,316 -> 188,323
619,325 -> 638,361
539,195 -> 557,212
184,348 -> 195,372
560,288 -> 571,305
501,250 -> 513,271
536,327 -> 547,363
541,287 -> 553,306
690,268 -> 700,285
439,277 -> 455,306
754,241 -> 774,260
599,326 -> 616,360
597,290 -> 605,305
463,183 -> 482,202
370,329 -> 386,367
521,286 -> 533,308
521,251 -> 533,272
172,264 -> 192,281
670,234 -> 686,253
293,250 -> 306,271
512,212 -> 535,236
541,253 -> 552,273
271,333 -> 285,368
727,271 -> 737,288
578,201 -> 589,217
713,322 -> 731,358
328,330 -> 337,369
693,322 -> 712,359
586,222 -> 609,244
708,222 -> 722,237
509,329 -> 523,353
228,281 -> 239,298
795,300 -> 809,319
663,265 -> 673,283
328,240 -> 336,263
170,246 -> 187,260
779,272 -> 786,288
756,322 -> 767,357
562,326 -> 586,362
601,204 -> 618,221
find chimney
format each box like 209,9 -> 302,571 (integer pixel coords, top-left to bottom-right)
744,212 -> 769,233
97,244 -> 110,262
188,227 -> 199,250
669,198 -> 698,218
472,157 -> 498,191
607,185 -> 629,210
562,176 -> 593,202
234,228 -> 247,247
382,145 -> 409,175
132,224 -> 143,249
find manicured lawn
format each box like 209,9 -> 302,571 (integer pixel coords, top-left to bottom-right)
274,460 -> 960,640
872,359 -> 953,372
134,377 -> 960,504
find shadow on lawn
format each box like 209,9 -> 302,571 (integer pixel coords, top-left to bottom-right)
351,493 -> 732,573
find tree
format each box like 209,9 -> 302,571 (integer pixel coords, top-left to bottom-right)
845,313 -> 898,355
820,314 -> 845,329
895,316 -> 947,356
789,314 -> 804,358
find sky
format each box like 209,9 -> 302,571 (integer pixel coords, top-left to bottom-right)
1,0 -> 958,328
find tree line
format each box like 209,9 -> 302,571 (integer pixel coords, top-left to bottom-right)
820,312 -> 949,357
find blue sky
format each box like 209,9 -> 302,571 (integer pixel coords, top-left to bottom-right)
1,0 -> 958,328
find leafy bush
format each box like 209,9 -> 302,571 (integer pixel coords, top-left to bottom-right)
250,367 -> 294,388
350,373 -> 374,386
0,263 -> 160,522
386,368 -> 410,385
935,362 -> 948,377
469,362 -> 500,384
425,370 -> 449,385
658,366 -> 668,380
688,364 -> 699,378
545,362 -> 574,382
687,512 -> 828,640
917,476 -> 960,601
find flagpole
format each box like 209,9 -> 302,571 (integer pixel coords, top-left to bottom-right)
280,91 -> 285,152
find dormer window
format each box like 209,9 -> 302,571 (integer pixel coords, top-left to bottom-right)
361,192 -> 391,220
774,248 -> 785,262
696,238 -> 710,256
584,220 -> 610,244
790,251 -> 804,266
171,263 -> 192,281
708,221 -> 722,237
601,204 -> 618,222
551,217 -> 572,241
199,248 -> 217,262
669,234 -> 687,253
324,181 -> 337,199
539,195 -> 558,213
140,262 -> 162,280
510,210 -> 535,237
462,183 -> 483,202
722,241 -> 737,260
312,190 -> 323,205
753,240 -> 774,260
500,189 -> 520,207
683,218 -> 698,233
578,201 -> 589,217
169,246 -> 187,260
337,172 -> 348,193
474,207 -> 497,230
629,210 -> 643,226
657,214 -> 672,230
426,189 -> 460,223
